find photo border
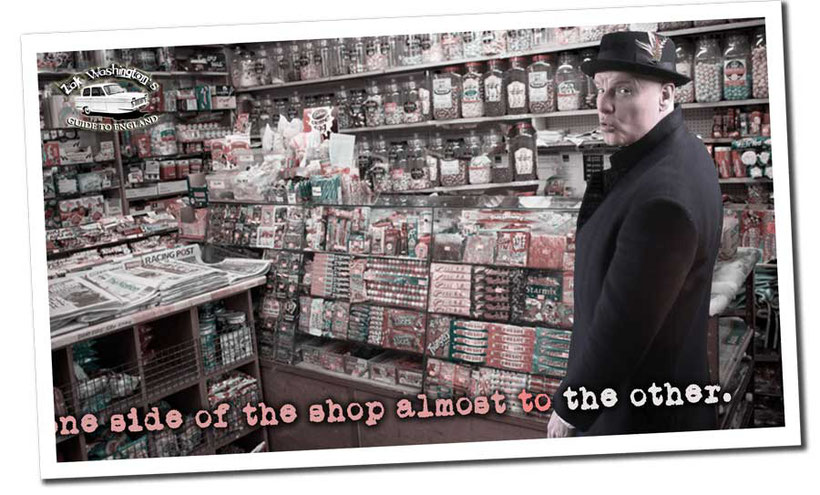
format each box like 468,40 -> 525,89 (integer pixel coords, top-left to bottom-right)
22,0 -> 800,480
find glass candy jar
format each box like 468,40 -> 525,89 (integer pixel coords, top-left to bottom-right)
752,28 -> 768,99
461,62 -> 484,118
675,39 -> 695,104
432,66 -> 462,120
723,33 -> 752,100
505,56 -> 529,115
694,35 -> 723,103
483,59 -> 506,117
556,52 -> 584,111
365,81 -> 384,127
528,54 -> 556,114
509,122 -> 537,181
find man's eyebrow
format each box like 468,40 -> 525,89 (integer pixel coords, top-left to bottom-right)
595,76 -> 639,86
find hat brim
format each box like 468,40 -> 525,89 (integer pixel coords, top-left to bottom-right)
581,59 -> 691,87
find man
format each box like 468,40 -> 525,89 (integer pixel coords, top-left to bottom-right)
547,31 -> 723,437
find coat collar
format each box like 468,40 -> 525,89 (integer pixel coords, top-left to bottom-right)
603,104 -> 684,193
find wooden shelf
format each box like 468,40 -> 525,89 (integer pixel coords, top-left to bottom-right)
719,178 -> 773,184
234,19 -> 765,94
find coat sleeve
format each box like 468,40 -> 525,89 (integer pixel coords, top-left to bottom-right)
551,197 -> 699,431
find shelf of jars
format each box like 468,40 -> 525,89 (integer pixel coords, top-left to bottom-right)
232,19 -> 765,94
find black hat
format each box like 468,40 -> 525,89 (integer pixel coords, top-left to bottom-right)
581,31 -> 690,87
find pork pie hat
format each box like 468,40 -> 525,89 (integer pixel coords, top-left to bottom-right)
581,31 -> 691,87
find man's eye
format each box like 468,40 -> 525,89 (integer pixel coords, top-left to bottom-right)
617,87 -> 632,95
596,88 -> 605,95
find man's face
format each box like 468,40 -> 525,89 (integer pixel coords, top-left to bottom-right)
595,71 -> 668,147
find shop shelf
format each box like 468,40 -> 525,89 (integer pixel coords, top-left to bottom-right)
142,340 -> 201,403
719,178 -> 773,184
46,227 -> 179,258
51,276 -> 267,349
46,185 -> 122,200
381,180 -> 545,195
233,19 -> 765,94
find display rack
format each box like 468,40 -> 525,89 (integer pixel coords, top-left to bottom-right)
52,276 -> 266,461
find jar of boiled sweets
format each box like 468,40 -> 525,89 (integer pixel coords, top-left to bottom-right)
349,38 -> 367,74
331,38 -> 349,76
723,33 -> 752,100
400,79 -> 422,123
366,37 -> 388,72
694,35 -> 723,103
365,80 -> 384,127
442,33 -> 464,61
238,49 -> 258,88
752,28 -> 768,99
675,39 -> 695,104
580,25 -> 606,43
506,29 -> 533,53
318,39 -> 333,78
426,133 -> 445,187
389,141 -> 410,192
483,59 -> 507,117
528,54 -> 556,114
287,93 -> 302,121
432,66 -> 462,120
287,43 -> 302,82
370,137 -> 391,192
658,21 -> 693,30
254,45 -> 272,86
383,79 -> 403,126
485,130 -> 512,183
356,137 -> 373,180
300,41 -> 321,81
440,139 -> 468,187
580,49 -> 599,109
402,35 -> 423,66
482,31 -> 507,56
408,135 -> 431,190
461,62 -> 484,118
509,122 -> 537,181
421,33 -> 444,63
466,131 -> 491,184
556,52 -> 584,111
556,27 -> 580,45
334,87 -> 351,130
348,89 -> 367,128
270,43 -> 287,84
505,56 -> 529,115
462,31 -> 482,58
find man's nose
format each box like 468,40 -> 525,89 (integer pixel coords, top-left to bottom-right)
597,92 -> 614,114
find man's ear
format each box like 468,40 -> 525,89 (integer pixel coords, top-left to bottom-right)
661,82 -> 675,111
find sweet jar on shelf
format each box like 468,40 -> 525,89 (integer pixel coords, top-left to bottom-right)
383,79 -> 403,126
440,139 -> 468,187
723,33 -> 752,100
483,59 -> 507,117
752,28 -> 768,99
466,131 -> 491,185
580,49 -> 599,109
556,52 -> 584,111
528,54 -> 556,114
461,62 -> 484,118
509,122 -> 537,181
675,39 -> 695,104
432,66 -> 462,120
365,80 -> 385,127
694,35 -> 723,103
505,56 -> 529,115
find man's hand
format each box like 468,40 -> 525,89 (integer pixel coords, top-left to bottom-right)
548,411 -> 576,438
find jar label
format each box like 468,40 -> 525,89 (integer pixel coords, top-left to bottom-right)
514,148 -> 534,175
557,81 -> 579,96
724,58 -> 748,87
463,77 -> 481,103
426,156 -> 439,181
469,154 -> 492,171
440,159 -> 461,176
433,78 -> 453,109
403,100 -> 418,114
529,72 -> 549,102
485,75 -> 502,102
384,102 -> 398,114
508,81 -> 526,108
419,88 -> 431,115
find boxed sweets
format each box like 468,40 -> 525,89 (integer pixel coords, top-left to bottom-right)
429,263 -> 472,316
343,346 -> 383,378
59,195 -> 105,226
382,308 -> 426,353
363,258 -> 429,310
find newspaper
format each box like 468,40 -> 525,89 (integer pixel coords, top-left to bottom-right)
49,276 -> 121,331
208,258 -> 271,284
123,259 -> 229,304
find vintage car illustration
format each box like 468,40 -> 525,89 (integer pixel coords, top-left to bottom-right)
73,83 -> 149,116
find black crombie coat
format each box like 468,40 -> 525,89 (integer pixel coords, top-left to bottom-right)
551,106 -> 723,435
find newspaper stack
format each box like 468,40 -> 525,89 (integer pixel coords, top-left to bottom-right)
49,276 -> 123,333
122,259 -> 230,304
81,269 -> 163,322
208,258 -> 272,284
